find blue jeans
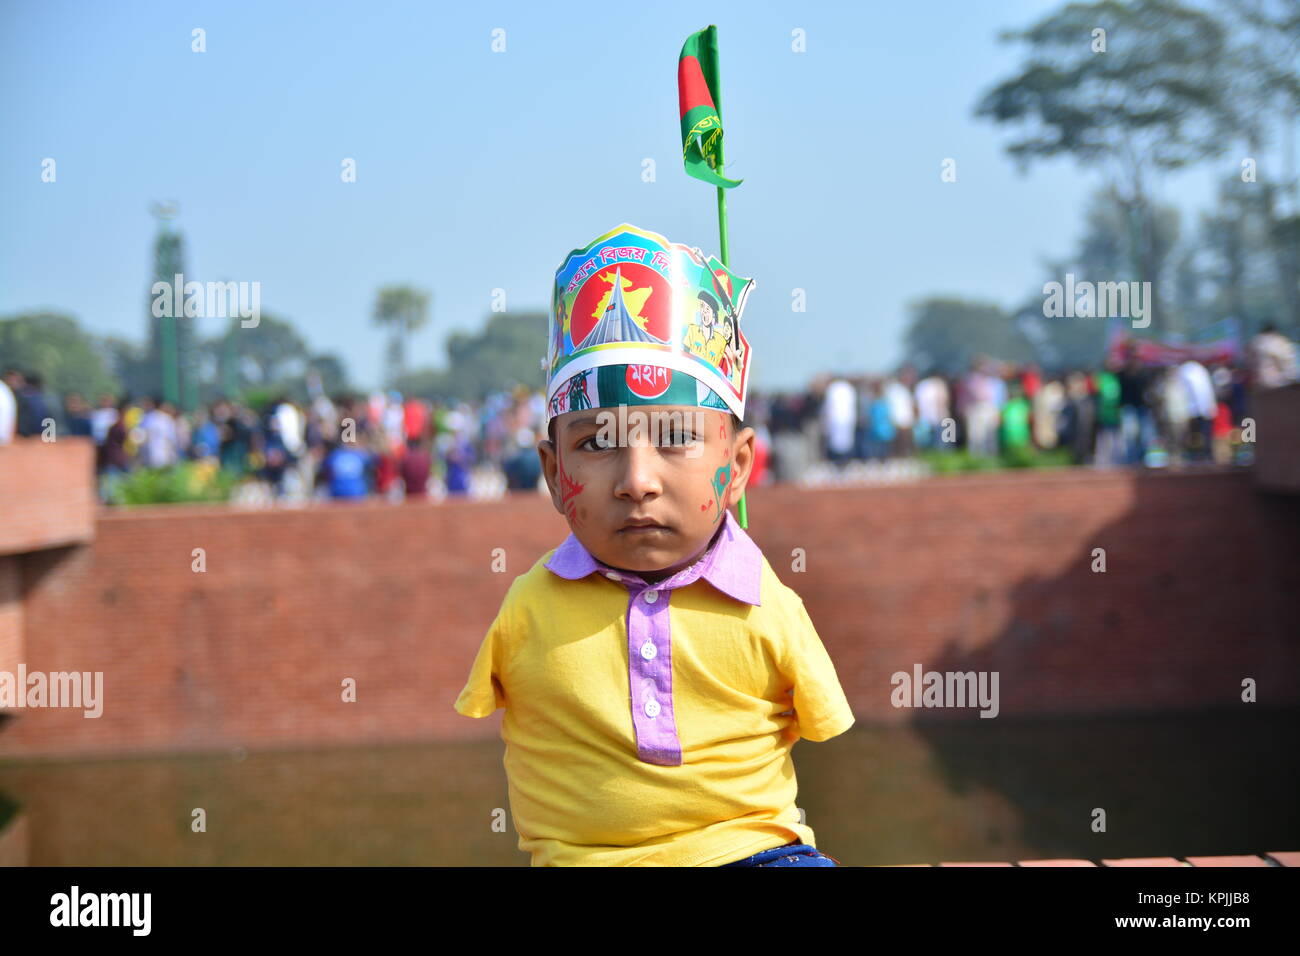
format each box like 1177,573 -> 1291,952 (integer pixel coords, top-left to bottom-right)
719,841 -> 840,867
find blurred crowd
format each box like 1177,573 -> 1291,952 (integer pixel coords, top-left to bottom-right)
1,323 -> 1295,501
760,323 -> 1299,481
0,371 -> 548,504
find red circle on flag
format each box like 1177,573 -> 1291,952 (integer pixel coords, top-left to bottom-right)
569,261 -> 671,348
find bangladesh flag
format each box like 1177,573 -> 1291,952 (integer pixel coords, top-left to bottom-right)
678,26 -> 742,189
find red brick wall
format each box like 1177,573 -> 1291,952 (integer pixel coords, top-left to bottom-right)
0,558 -> 20,691
1252,383 -> 1300,493
0,439 -> 96,556
0,440 -> 96,705
1,469 -> 1296,759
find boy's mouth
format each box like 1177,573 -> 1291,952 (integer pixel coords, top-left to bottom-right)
620,517 -> 670,533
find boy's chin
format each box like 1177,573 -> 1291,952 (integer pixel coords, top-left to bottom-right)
610,534 -> 679,561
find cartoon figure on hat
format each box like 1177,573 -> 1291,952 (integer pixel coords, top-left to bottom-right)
717,311 -> 740,379
684,290 -> 727,366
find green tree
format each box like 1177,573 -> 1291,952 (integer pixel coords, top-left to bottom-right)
0,311 -> 121,399
207,312 -> 309,397
304,353 -> 349,397
1214,0 -> 1300,331
373,286 -> 432,387
103,334 -> 153,398
1195,174 -> 1295,332
395,310 -> 546,402
902,298 -> 1033,374
975,0 -> 1234,335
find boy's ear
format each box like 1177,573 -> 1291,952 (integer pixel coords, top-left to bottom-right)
728,423 -> 756,494
536,436 -> 564,513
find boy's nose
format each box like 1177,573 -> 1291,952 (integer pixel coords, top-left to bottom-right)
614,440 -> 663,500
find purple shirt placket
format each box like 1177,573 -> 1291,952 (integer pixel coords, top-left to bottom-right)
601,553 -> 713,767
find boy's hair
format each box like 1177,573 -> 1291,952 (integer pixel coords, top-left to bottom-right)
547,410 -> 742,444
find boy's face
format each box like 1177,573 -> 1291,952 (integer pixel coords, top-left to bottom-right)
539,404 -> 755,583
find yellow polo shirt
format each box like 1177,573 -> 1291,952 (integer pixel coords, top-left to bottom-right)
453,510 -> 855,866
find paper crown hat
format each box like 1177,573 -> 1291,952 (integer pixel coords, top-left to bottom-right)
543,223 -> 754,425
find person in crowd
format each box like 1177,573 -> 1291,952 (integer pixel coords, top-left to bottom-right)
318,436 -> 373,500
1062,371 -> 1095,464
913,368 -> 950,450
1177,358 -> 1217,462
16,371 -> 52,437
369,426 -> 399,497
999,380 -> 1032,455
90,392 -> 120,448
400,435 -> 433,498
1020,363 -> 1042,402
1031,374 -> 1065,450
1157,365 -> 1191,463
820,375 -> 856,467
97,397 -> 132,502
63,391 -> 93,438
501,421 -> 542,492
443,421 -> 475,496
1247,321 -> 1298,389
189,405 -> 221,460
960,358 -> 999,459
215,399 -> 254,473
864,379 -> 895,461
884,367 -> 916,459
0,368 -> 19,445
1117,347 -> 1154,465
138,395 -> 179,468
259,401 -> 292,493
1092,358 -> 1123,467
767,391 -> 816,483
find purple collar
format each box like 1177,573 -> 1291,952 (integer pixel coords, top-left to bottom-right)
544,509 -> 762,606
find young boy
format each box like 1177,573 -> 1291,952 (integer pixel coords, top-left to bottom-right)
454,223 -> 855,866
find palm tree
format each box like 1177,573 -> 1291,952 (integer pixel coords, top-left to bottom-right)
372,286 -> 432,386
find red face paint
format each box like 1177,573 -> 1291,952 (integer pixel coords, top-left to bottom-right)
558,445 -> 585,528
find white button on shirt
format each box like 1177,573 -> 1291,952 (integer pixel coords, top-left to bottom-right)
643,590 -> 658,604
640,642 -> 657,660
644,699 -> 660,718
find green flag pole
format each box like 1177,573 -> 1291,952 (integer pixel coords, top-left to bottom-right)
708,30 -> 746,529
679,24 -> 748,527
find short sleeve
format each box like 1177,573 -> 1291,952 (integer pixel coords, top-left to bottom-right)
454,601 -> 510,718
777,596 -> 855,742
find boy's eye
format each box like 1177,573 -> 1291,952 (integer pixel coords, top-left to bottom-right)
577,431 -> 697,450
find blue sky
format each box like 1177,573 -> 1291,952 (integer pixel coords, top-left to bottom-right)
1,0 -> 1226,392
